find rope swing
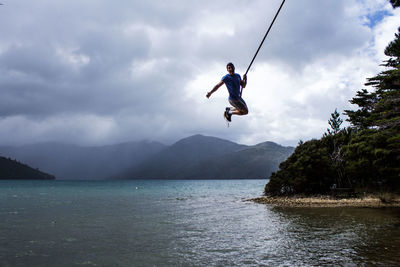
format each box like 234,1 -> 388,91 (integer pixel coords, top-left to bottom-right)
241,0 -> 286,96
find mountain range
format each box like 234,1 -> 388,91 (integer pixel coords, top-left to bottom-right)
0,134 -> 294,180
0,141 -> 165,179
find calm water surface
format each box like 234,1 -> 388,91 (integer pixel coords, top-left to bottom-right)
0,180 -> 399,266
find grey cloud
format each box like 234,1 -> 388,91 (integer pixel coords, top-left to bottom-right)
0,0 -> 391,146
1,44 -> 71,81
0,19 -> 153,117
192,0 -> 372,70
261,0 -> 371,66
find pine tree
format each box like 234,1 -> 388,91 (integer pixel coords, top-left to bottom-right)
345,89 -> 377,129
326,109 -> 343,135
346,27 -> 400,130
325,110 -> 347,188
365,28 -> 400,130
344,18 -> 400,191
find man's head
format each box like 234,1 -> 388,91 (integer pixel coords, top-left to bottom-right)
226,62 -> 235,75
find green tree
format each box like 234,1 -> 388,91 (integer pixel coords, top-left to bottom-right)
265,138 -> 336,196
346,28 -> 400,130
265,1 -> 400,196
324,109 -> 348,188
345,24 -> 400,191
345,89 -> 377,129
365,28 -> 400,130
326,109 -> 343,136
343,20 -> 400,193
343,129 -> 400,191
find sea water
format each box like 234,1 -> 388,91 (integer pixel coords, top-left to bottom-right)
0,179 -> 399,266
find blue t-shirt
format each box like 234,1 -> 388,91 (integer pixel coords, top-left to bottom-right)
222,73 -> 242,99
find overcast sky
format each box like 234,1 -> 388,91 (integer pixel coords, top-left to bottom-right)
0,0 -> 399,146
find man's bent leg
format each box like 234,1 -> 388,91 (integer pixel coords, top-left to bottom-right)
229,98 -> 248,115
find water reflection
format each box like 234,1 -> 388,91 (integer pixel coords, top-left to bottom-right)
1,180 -> 399,266
267,207 -> 400,266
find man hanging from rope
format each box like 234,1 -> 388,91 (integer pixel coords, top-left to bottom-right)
206,0 -> 285,123
206,62 -> 248,122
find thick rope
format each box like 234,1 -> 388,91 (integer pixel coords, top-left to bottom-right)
241,0 -> 285,96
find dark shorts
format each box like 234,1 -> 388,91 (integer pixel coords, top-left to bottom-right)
229,97 -> 248,112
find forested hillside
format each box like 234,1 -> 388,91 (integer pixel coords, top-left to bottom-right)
265,0 -> 400,196
0,156 -> 55,180
0,141 -> 166,179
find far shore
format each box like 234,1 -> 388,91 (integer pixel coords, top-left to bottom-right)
250,195 -> 400,208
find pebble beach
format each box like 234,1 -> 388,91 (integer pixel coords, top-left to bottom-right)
251,196 -> 400,208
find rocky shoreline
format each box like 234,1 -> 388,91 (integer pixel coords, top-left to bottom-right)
251,196 -> 400,208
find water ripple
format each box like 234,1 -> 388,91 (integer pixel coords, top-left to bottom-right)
0,180 -> 399,266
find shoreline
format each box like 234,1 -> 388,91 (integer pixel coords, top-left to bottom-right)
250,196 -> 400,208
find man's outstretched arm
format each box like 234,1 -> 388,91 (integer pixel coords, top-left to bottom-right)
241,74 -> 247,88
206,80 -> 224,98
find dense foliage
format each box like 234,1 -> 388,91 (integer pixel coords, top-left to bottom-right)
265,4 -> 400,196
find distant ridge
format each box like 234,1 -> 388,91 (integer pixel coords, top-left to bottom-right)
0,156 -> 55,180
122,135 -> 294,179
0,141 -> 166,179
0,135 -> 294,180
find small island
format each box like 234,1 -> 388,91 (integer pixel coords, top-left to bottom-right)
254,21 -> 400,208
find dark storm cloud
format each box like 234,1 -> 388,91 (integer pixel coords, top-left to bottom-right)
267,0 -> 371,66
0,15 -> 152,117
1,44 -> 69,81
218,0 -> 370,68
